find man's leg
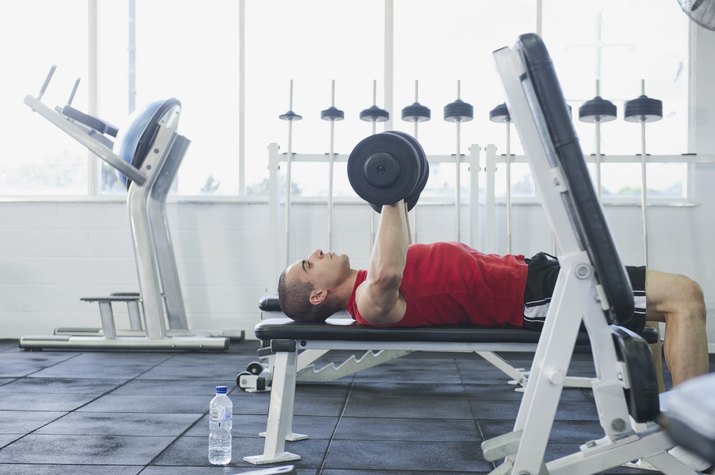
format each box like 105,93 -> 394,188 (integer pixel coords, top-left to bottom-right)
645,269 -> 709,386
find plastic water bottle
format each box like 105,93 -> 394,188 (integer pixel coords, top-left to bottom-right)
208,385 -> 232,465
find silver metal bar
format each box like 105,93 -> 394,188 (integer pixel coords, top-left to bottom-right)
24,95 -> 147,185
18,335 -> 228,351
37,65 -> 56,99
127,124 -> 179,339
148,134 -> 190,331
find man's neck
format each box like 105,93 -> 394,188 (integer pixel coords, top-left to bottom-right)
337,269 -> 360,309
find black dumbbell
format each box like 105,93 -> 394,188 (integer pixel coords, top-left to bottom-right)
347,131 -> 429,213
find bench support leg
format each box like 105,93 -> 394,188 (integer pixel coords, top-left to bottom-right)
245,348 -> 303,465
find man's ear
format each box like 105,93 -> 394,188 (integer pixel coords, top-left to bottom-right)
309,288 -> 327,306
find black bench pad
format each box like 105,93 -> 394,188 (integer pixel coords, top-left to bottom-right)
255,317 -> 593,345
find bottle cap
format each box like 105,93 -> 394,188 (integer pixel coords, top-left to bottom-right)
215,385 -> 228,394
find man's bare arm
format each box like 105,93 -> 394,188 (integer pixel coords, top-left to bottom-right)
356,200 -> 410,325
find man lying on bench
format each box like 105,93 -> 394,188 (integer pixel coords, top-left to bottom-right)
277,199 -> 708,386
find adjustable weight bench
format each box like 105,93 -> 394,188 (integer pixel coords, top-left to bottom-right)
241,296 -> 658,395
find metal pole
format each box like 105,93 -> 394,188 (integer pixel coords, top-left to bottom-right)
285,80 -> 294,268
328,80 -> 336,251
455,80 -> 462,242
640,79 -> 649,266
505,120 -> 512,254
594,79 -> 602,200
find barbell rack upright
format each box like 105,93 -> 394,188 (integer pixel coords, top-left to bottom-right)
401,80 -> 431,244
624,79 -> 663,267
279,79 -> 302,267
320,80 -> 344,251
444,80 -> 474,241
360,80 -> 389,248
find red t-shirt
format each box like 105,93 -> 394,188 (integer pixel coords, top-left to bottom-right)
345,242 -> 528,327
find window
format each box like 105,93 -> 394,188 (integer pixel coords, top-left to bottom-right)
97,0 -> 240,195
543,0 -> 689,199
2,0 -> 690,200
2,0 -> 89,195
393,0 -> 535,202
244,0 -> 384,197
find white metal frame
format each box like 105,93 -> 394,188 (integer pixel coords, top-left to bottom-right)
484,42 -> 695,475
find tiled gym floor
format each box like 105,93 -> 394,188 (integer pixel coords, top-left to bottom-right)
0,338 -> 710,475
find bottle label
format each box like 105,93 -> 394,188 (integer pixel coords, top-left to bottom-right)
210,407 -> 230,422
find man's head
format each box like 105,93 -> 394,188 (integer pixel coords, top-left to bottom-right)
277,248 -> 352,323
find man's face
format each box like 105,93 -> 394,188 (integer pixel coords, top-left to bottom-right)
286,248 -> 351,291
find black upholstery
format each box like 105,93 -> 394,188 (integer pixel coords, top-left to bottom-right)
611,326 -> 660,422
514,33 -> 634,326
255,317 -> 593,345
259,295 -> 281,312
116,98 -> 181,188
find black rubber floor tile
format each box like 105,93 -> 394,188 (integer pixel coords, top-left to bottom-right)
463,383 -> 525,401
321,471 -> 486,475
470,399 -> 599,421
477,419 -> 514,440
349,381 -> 467,399
0,434 -> 23,447
36,412 -> 202,436
77,394 -> 207,414
0,390 -> 97,411
0,411 -> 66,433
293,396 -> 346,417
324,439 -> 491,472
186,414 -> 338,440
0,434 -> 175,465
0,378 -> 14,386
344,395 -> 472,420
334,416 -> 481,442
0,355 -> 78,377
464,383 -> 591,402
1,376 -> 123,394
0,464 -> 141,474
234,395 -> 346,418
469,399 -> 521,419
293,381 -> 352,399
152,435 -> 327,470
142,467 -> 287,475
479,419 -> 604,444
352,358 -> 461,384
138,354 -> 256,380
31,362 -> 155,379
111,379 -> 236,396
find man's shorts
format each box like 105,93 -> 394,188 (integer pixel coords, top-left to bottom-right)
522,252 -> 647,333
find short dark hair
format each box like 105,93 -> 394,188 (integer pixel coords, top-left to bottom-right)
277,270 -> 339,323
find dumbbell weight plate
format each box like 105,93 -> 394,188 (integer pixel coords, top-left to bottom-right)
348,132 -> 422,208
384,131 -> 429,211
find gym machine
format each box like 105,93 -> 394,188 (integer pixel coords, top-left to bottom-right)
20,66 -> 231,351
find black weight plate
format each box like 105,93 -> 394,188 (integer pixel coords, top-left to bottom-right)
348,132 -> 422,206
385,131 -> 429,211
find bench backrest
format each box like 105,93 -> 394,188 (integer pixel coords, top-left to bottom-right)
513,33 -> 634,325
